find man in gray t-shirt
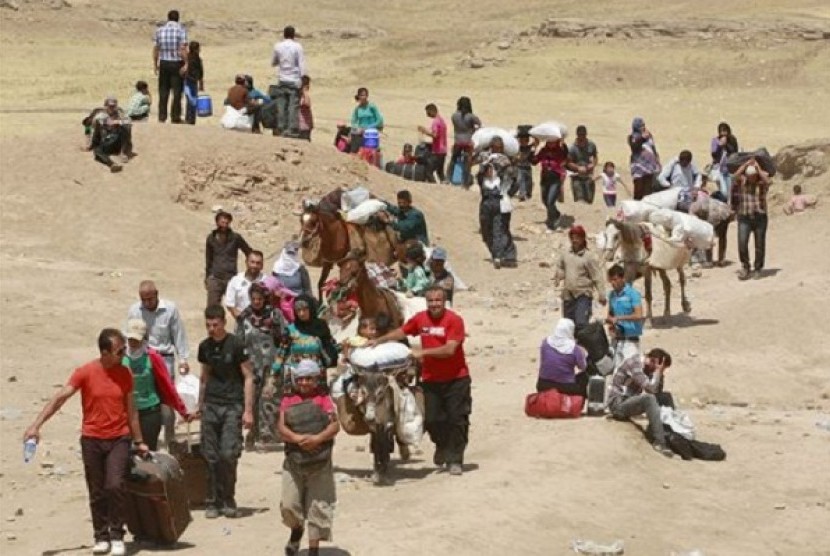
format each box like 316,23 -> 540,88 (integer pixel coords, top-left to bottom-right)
567,125 -> 598,204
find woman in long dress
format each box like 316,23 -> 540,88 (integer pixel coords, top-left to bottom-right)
475,136 -> 518,269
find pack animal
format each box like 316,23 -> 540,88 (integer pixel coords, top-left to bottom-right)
598,219 -> 691,323
337,251 -> 404,328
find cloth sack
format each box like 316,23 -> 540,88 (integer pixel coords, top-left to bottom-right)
529,121 -> 568,142
219,105 -> 253,131
524,390 -> 584,419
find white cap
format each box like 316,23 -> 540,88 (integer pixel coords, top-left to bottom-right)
745,165 -> 758,176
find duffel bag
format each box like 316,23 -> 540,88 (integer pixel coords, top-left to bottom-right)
524,390 -> 584,419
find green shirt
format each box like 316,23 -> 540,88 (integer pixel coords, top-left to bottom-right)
386,204 -> 429,244
123,354 -> 160,411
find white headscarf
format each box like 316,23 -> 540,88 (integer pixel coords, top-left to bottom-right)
273,243 -> 301,276
546,318 -> 576,354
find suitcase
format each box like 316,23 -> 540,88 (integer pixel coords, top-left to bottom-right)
124,452 -> 192,544
524,390 -> 584,419
586,375 -> 607,416
168,426 -> 209,508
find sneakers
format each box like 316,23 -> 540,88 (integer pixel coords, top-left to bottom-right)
448,463 -> 463,476
205,506 -> 221,519
652,443 -> 675,458
110,540 -> 126,556
493,258 -> 502,269
91,541 -> 110,555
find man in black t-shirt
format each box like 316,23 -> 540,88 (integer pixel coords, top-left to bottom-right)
195,305 -> 254,519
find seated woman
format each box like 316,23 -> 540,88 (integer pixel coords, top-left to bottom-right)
536,318 -> 588,396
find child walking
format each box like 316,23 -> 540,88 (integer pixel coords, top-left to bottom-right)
184,41 -> 204,125
278,359 -> 340,556
598,161 -> 630,208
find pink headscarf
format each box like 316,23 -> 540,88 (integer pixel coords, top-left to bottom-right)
262,275 -> 297,323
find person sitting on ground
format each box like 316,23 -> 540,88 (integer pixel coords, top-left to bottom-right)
427,247 -> 455,305
87,96 -> 134,173
226,74 -> 262,133
642,347 -> 675,408
126,81 -> 152,121
334,122 -> 351,153
396,143 -> 417,165
401,245 -> 430,297
277,359 -> 340,556
607,347 -> 674,458
536,318 -> 588,396
656,149 -> 702,211
784,184 -> 818,215
244,75 -> 269,103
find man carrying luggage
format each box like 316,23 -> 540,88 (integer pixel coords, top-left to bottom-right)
23,329 -> 149,556
194,305 -> 254,518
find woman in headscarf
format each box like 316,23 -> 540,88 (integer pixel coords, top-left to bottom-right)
274,295 -> 339,389
272,240 -> 313,298
627,117 -> 661,200
536,318 -> 589,396
710,121 -> 739,198
235,283 -> 286,449
475,136 -> 518,269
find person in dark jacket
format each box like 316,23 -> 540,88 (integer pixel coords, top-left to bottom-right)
184,41 -> 204,125
205,210 -> 252,308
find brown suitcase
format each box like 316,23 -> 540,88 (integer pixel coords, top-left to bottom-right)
168,427 -> 209,508
124,452 -> 192,544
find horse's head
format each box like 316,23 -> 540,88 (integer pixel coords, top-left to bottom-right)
599,219 -> 621,262
337,249 -> 367,285
299,204 -> 320,236
353,370 -> 394,431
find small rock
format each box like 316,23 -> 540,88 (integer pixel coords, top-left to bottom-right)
468,59 -> 486,69
538,261 -> 551,268
687,350 -> 697,358
40,461 -> 55,469
6,517 -> 15,522
730,401 -> 749,408
7,376 -> 17,383
662,483 -> 670,489
774,503 -> 787,510
5,534 -> 16,541
14,508 -> 22,517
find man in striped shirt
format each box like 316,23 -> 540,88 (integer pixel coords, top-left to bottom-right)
153,10 -> 188,124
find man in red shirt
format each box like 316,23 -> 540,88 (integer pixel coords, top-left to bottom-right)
24,328 -> 148,556
418,103 -> 448,184
371,285 -> 471,475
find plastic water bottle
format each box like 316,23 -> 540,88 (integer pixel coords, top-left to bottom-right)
23,438 -> 37,463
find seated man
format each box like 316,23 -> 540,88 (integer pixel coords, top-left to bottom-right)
607,348 -> 674,457
396,144 -> 417,165
87,96 -> 133,173
427,247 -> 454,305
125,80 -> 151,121
226,75 -> 262,133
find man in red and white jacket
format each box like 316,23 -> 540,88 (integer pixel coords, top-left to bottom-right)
370,285 -> 471,476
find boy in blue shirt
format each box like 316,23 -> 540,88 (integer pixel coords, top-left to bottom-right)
606,264 -> 644,369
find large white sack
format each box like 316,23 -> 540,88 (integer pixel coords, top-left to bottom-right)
472,127 -> 520,156
341,186 -> 371,211
651,209 -> 713,250
649,208 -> 682,231
349,342 -> 412,370
346,199 -> 386,224
649,234 -> 691,270
642,188 -> 680,210
617,199 -> 657,223
395,387 -> 424,445
529,121 -> 568,141
219,105 -> 253,131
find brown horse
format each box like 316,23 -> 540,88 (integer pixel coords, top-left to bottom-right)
337,250 -> 404,328
300,189 -> 398,298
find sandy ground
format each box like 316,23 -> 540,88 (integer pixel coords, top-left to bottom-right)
1,1 -> 830,555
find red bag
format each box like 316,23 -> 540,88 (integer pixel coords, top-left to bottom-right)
524,390 -> 584,419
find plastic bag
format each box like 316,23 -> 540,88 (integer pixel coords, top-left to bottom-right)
219,105 -> 253,131
176,374 -> 200,414
529,120 -> 567,141
660,406 -> 696,440
395,387 -> 424,445
346,199 -> 387,224
340,186 -> 371,211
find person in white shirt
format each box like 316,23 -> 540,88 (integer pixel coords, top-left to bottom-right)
126,280 -> 190,448
270,25 -> 306,138
656,150 -> 702,211
224,250 -> 265,319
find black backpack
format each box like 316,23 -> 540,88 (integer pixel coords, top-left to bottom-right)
666,431 -> 726,462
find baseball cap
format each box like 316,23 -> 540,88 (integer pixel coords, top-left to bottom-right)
430,247 -> 448,261
125,319 -> 147,341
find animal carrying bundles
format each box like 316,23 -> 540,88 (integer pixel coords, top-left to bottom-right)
529,121 -> 568,142
726,147 -> 777,177
649,232 -> 691,270
340,186 -> 372,211
648,209 -> 714,250
349,342 -> 412,372
642,187 -> 681,210
219,105 -> 253,132
345,199 -> 387,224
472,127 -> 520,156
617,199 -> 659,223
524,389 -> 584,419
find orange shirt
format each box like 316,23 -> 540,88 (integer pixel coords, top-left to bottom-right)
68,360 -> 134,439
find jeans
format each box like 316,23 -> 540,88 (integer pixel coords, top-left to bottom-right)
201,403 -> 243,508
706,220 -> 730,265
158,60 -> 184,123
184,78 -> 198,125
562,295 -> 593,329
517,164 -> 533,199
422,376 -> 472,465
603,194 -> 617,208
572,176 -> 595,204
80,436 -> 131,542
737,213 -> 767,271
610,393 -> 666,446
540,171 -> 561,230
274,81 -> 300,137
160,353 -> 177,448
138,405 -> 163,451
